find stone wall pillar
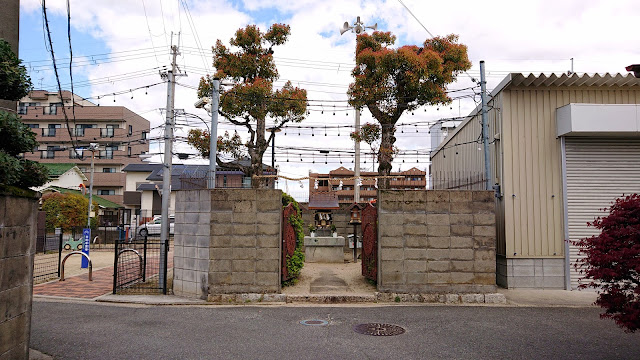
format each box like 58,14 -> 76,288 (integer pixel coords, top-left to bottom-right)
208,189 -> 281,295
173,189 -> 211,300
0,192 -> 38,360
173,189 -> 282,300
378,190 -> 497,294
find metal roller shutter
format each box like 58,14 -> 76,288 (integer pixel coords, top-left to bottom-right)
565,138 -> 640,289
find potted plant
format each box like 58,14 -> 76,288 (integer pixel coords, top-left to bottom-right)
308,224 -> 316,237
330,224 -> 337,237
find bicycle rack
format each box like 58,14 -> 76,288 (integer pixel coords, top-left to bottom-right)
59,251 -> 93,281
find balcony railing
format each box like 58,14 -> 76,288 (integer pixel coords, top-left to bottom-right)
40,151 -> 55,159
99,150 -> 115,159
100,128 -> 116,138
71,128 -> 85,136
69,150 -> 85,159
41,128 -> 57,137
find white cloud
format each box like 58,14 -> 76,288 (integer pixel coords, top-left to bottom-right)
20,0 -> 640,200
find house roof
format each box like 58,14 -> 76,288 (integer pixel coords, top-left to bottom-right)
432,72 -> 640,157
44,186 -> 122,209
43,163 -> 79,178
308,192 -> 340,210
122,163 -> 163,172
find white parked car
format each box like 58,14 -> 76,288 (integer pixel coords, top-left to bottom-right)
139,215 -> 174,236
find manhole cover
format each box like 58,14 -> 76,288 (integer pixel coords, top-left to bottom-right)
300,319 -> 329,326
353,323 -> 406,336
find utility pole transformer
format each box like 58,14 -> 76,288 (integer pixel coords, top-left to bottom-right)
159,45 -> 179,293
480,61 -> 492,190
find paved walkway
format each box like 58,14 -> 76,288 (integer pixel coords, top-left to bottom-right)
33,266 -> 114,299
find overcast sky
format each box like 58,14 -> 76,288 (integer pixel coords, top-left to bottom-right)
17,0 -> 638,200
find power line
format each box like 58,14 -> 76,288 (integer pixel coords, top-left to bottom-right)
141,0 -> 162,67
41,0 -> 80,158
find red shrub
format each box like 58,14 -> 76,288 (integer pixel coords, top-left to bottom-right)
574,194 -> 640,332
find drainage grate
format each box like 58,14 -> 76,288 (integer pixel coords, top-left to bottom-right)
300,319 -> 329,326
353,323 -> 406,336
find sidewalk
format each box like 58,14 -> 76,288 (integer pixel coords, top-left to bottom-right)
33,266 -> 114,299
32,261 -> 598,307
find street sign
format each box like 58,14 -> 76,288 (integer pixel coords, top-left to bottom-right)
81,228 -> 90,268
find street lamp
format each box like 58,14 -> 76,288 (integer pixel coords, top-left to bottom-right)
194,78 -> 220,189
348,202 -> 363,263
340,16 -> 377,204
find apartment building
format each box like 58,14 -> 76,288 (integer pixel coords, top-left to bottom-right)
19,90 -> 150,206
309,166 -> 426,204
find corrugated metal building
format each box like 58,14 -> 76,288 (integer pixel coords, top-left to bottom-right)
430,73 -> 640,289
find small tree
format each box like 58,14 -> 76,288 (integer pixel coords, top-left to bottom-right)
573,194 -> 640,332
42,192 -> 97,231
192,24 -> 307,188
0,38 -> 48,189
348,32 -> 471,188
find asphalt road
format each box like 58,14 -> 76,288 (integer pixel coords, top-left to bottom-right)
31,300 -> 640,360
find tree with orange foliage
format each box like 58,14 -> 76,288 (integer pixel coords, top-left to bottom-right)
348,32 -> 471,188
192,24 -> 307,188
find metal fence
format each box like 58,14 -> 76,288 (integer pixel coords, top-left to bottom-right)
113,236 -> 171,294
33,233 -> 62,284
179,171 -> 249,190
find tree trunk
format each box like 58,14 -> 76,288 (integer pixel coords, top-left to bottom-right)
377,124 -> 396,189
251,119 -> 270,189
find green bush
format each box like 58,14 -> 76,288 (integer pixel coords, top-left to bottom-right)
0,39 -> 48,189
282,192 -> 305,286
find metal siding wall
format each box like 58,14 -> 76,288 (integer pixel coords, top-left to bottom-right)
565,138 -> 640,289
433,86 -> 640,261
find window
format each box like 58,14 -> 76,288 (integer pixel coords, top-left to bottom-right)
128,125 -> 133,135
101,124 -> 117,138
69,148 -> 84,159
318,179 -> 329,187
127,146 -> 132,157
141,131 -> 148,140
101,146 -> 116,159
27,124 -> 39,129
43,124 -> 60,137
47,102 -> 63,115
18,102 -> 39,114
74,124 -> 95,136
98,190 -> 115,196
242,176 -> 251,188
43,146 -> 56,159
223,175 -> 228,187
102,168 -> 115,173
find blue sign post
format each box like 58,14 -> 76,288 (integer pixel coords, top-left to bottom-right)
81,228 -> 91,268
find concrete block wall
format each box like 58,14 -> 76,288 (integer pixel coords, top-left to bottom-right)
174,189 -> 211,300
0,194 -> 38,360
377,190 -> 497,293
208,189 -> 281,295
497,256 -> 565,289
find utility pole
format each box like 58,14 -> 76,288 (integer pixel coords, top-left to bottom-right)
340,16 -> 377,203
159,45 -> 179,293
354,109 -> 361,203
82,143 -> 98,269
480,61 -> 492,190
208,79 -> 220,189
86,145 -> 97,229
